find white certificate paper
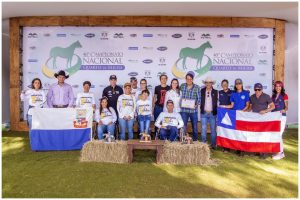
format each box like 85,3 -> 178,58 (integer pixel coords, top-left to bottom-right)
181,98 -> 196,109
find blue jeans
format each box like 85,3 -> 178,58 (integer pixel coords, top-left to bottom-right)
154,105 -> 163,133
180,112 -> 198,141
27,114 -> 32,130
119,118 -> 134,140
97,124 -> 115,139
160,126 -> 178,141
138,115 -> 151,136
201,112 -> 217,147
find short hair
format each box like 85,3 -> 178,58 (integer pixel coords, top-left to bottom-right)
31,78 -> 42,89
83,81 -> 91,87
221,79 -> 229,85
159,74 -> 168,80
166,100 -> 174,105
141,89 -> 150,96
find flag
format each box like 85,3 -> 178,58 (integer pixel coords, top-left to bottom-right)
217,108 -> 282,153
30,108 -> 93,151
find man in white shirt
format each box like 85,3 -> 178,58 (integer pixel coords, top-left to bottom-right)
155,100 -> 184,141
75,81 -> 96,110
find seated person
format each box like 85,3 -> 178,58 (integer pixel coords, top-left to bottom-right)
155,100 -> 184,141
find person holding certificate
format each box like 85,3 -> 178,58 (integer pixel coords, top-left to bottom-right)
200,77 -> 218,150
179,71 -> 201,141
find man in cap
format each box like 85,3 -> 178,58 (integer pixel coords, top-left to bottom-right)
130,77 -> 139,96
179,71 -> 201,141
102,75 -> 123,117
249,83 -> 275,159
200,77 -> 218,149
47,70 -> 74,108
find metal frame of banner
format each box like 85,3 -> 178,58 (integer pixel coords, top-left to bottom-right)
9,16 -> 286,131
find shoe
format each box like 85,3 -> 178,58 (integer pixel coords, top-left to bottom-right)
222,147 -> 230,153
236,150 -> 244,157
272,152 -> 285,160
210,146 -> 216,150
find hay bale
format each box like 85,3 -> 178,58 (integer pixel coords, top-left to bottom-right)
80,140 -> 128,163
160,141 -> 216,165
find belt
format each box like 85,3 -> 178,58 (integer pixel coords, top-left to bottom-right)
53,105 -> 68,108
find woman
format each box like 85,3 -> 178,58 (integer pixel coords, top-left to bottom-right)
272,81 -> 288,160
135,79 -> 153,102
136,89 -> 152,136
163,78 -> 181,113
20,78 -> 46,129
117,83 -> 136,140
95,97 -> 117,140
222,78 -> 250,156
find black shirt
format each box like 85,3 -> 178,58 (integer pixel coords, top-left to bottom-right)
102,85 -> 123,111
219,89 -> 232,106
154,85 -> 170,107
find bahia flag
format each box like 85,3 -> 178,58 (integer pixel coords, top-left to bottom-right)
30,108 -> 93,151
217,108 -> 282,153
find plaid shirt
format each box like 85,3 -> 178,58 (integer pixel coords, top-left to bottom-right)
180,83 -> 201,113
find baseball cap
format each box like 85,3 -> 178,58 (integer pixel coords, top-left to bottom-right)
235,78 -> 243,85
130,77 -> 137,81
254,83 -> 263,89
109,75 -> 117,80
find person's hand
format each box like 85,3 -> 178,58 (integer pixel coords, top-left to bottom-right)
127,116 -> 132,120
108,122 -> 113,125
259,110 -> 267,115
98,121 -> 103,125
161,126 -> 166,129
281,109 -> 286,113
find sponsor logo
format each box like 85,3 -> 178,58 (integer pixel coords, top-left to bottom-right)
28,33 -> 38,38
43,33 -> 51,37
157,46 -> 168,51
29,46 -> 36,50
128,59 -> 138,63
130,34 -> 137,37
114,33 -> 124,38
28,59 -> 38,62
128,72 -> 138,77
258,34 -> 268,39
144,70 -> 151,78
70,33 -> 81,36
143,59 -> 153,64
201,33 -> 211,39
172,33 -> 182,38
259,73 -> 266,77
259,45 -> 267,54
230,34 -> 240,38
159,57 -> 166,66
85,33 -> 95,38
157,33 -> 167,38
143,46 -> 153,50
72,84 -> 79,88
143,34 -> 153,38
188,32 -> 195,40
217,34 -> 224,38
244,34 -> 254,38
147,85 -> 153,90
100,32 -> 108,40
258,60 -> 268,65
157,72 -> 167,78
128,47 -> 139,50
90,85 -> 95,88
57,33 -> 67,37
99,84 -> 106,88
27,71 -> 38,75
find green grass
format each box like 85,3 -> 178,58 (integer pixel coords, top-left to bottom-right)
2,129 -> 298,198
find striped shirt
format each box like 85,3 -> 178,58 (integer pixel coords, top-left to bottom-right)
180,83 -> 201,113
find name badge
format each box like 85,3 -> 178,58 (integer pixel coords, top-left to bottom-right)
181,98 -> 195,109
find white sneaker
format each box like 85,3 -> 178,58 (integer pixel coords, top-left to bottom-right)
272,152 -> 285,160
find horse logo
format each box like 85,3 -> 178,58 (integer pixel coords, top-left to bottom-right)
42,41 -> 82,78
172,41 -> 213,79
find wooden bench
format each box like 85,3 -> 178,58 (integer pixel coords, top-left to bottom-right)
127,139 -> 165,164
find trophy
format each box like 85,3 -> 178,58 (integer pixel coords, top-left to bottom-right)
139,132 -> 151,143
103,132 -> 116,143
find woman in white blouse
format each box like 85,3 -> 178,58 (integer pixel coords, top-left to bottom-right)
163,78 -> 181,113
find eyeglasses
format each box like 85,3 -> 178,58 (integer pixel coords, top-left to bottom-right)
254,89 -> 262,91
140,82 -> 146,85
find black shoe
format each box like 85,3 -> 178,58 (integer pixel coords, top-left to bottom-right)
210,146 -> 216,150
259,153 -> 268,159
222,147 -> 230,153
236,150 -> 245,157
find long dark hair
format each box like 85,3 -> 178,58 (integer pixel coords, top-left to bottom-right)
140,78 -> 148,90
99,97 -> 111,115
31,78 -> 42,89
272,81 -> 286,98
171,78 -> 180,95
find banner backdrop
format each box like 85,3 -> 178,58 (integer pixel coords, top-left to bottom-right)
22,26 -> 274,119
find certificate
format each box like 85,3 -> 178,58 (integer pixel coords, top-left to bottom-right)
181,98 -> 196,109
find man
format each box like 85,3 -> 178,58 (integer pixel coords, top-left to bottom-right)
200,77 -> 218,149
155,100 -> 184,141
47,70 -> 74,108
249,82 -> 275,159
153,74 -> 170,133
75,81 -> 96,110
130,77 -> 139,97
102,75 -> 123,116
179,71 -> 201,141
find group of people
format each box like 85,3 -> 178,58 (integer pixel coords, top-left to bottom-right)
21,70 -> 288,160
